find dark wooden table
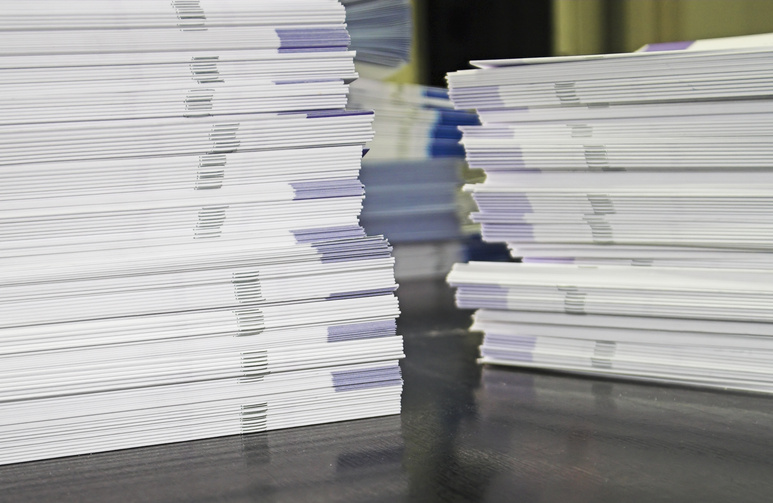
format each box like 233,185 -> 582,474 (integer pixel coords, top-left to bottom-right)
1,279 -> 771,502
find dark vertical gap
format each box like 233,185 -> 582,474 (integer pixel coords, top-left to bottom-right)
412,0 -> 430,85
421,0 -> 553,87
603,0 -> 627,54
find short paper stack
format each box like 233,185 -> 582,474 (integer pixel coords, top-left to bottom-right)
350,79 -> 479,278
447,34 -> 773,394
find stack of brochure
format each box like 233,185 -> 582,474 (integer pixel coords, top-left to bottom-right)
341,0 -> 411,71
349,79 -> 478,278
447,34 -> 773,393
0,0 -> 403,466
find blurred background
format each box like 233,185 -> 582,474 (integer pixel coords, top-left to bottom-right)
412,0 -> 773,86
352,0 -> 773,280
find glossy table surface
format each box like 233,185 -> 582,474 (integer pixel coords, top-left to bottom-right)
2,279 -> 772,502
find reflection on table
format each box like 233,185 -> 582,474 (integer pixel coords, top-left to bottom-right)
1,279 -> 772,503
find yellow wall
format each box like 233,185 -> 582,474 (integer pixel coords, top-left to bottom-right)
553,0 -> 773,55
553,0 -> 607,55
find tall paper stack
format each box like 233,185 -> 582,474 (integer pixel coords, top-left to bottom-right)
447,34 -> 773,393
0,0 -> 403,466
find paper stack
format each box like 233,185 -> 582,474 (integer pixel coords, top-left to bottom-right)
0,0 -> 403,466
349,78 -> 479,278
341,0 -> 411,71
447,34 -> 773,393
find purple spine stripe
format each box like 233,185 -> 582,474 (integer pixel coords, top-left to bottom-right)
312,238 -> 392,264
292,225 -> 366,243
291,180 -> 363,200
327,320 -> 396,343
481,348 -> 533,363
332,366 -> 402,392
642,40 -> 694,52
452,284 -> 511,310
277,109 -> 373,119
327,288 -> 397,300
278,47 -> 349,53
305,109 -> 374,119
273,78 -> 340,85
275,28 -> 350,49
481,334 -> 536,363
